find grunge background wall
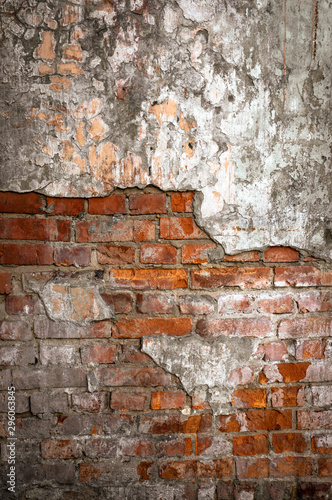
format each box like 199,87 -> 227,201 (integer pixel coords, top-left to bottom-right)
0,0 -> 331,499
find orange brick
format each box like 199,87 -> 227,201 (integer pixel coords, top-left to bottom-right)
271,387 -> 305,407
191,267 -> 271,289
171,192 -> 194,212
233,434 -> 268,456
196,317 -> 272,338
224,251 -> 260,262
182,244 -> 215,263
272,433 -> 307,453
113,317 -> 192,338
160,217 -> 206,239
232,389 -> 267,409
219,410 -> 292,432
318,457 -> 332,477
109,268 -> 187,289
270,456 -> 312,477
264,247 -> 299,262
141,244 -> 177,264
151,391 -> 186,410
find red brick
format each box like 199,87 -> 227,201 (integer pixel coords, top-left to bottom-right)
231,389 -> 267,409
72,392 -> 108,412
114,317 -> 192,339
219,410 -> 292,432
0,192 -> 43,214
270,457 -> 312,477
141,244 -> 177,264
133,220 -> 156,241
191,267 -> 271,289
297,291 -> 332,313
0,244 -> 53,265
88,194 -> 126,214
179,295 -> 215,315
122,345 -> 152,363
151,391 -> 186,410
233,434 -> 268,456
41,439 -> 79,459
182,244 -> 215,264
160,217 -> 206,239
136,293 -> 176,314
236,458 -> 269,479
296,340 -> 326,360
255,342 -> 288,361
94,366 -> 171,387
218,293 -> 253,313
264,247 -> 299,262
0,321 -> 31,341
160,459 -> 233,479
257,293 -> 293,313
81,344 -> 116,364
0,218 -> 70,241
6,295 -> 36,315
196,317 -> 272,338
111,392 -> 146,411
171,192 -> 194,213
158,438 -> 192,457
100,293 -> 132,313
129,193 -> 166,214
278,317 -> 332,338
275,266 -> 332,287
276,363 -> 310,383
139,414 -> 212,434
318,457 -> 332,477
97,244 -> 135,264
272,433 -> 307,453
46,197 -> 84,215
0,273 -> 11,293
54,246 -> 91,266
312,434 -> 332,453
297,410 -> 332,430
224,251 -> 260,262
271,387 -> 305,407
109,268 -> 187,289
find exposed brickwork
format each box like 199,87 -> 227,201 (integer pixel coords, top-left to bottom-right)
0,188 -> 331,497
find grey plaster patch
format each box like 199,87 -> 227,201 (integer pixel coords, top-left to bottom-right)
142,334 -> 263,414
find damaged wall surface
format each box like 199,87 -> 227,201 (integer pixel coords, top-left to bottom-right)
0,0 -> 331,258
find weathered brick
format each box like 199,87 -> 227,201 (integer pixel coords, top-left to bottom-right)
57,413 -> 134,436
160,459 -> 233,479
113,317 -> 192,339
17,463 -> 75,485
0,218 -> 70,241
12,367 -> 86,390
277,362 -> 310,383
171,192 -> 194,212
30,391 -> 68,415
191,267 -> 271,289
224,251 -> 260,262
0,272 -> 11,294
218,293 -> 253,313
0,345 -> 35,365
0,192 -> 43,214
219,410 -> 292,432
269,457 -> 312,477
182,244 -> 215,263
304,363 -> 332,383
0,392 -> 29,413
34,317 -> 111,338
97,244 -> 135,264
40,344 -> 77,365
272,433 -> 307,453
311,386 -> 332,406
111,392 -> 147,411
139,414 -> 212,434
297,410 -> 332,429
298,483 -> 332,498
255,342 -> 288,361
0,369 -> 11,390
46,197 -> 84,215
81,344 -> 116,364
141,244 -> 177,264
54,246 -> 91,266
89,194 -> 126,214
196,317 -> 272,338
231,389 -> 267,409
179,295 -> 215,315
158,438 -> 192,457
41,439 -> 79,459
0,320 -> 31,341
264,246 -> 299,262
312,434 -> 332,453
257,293 -> 293,313
76,219 -> 133,242
85,437 -> 153,458
275,266 -> 332,287
318,457 -> 332,477
160,217 -> 206,239
236,458 -> 269,478
228,366 -> 254,385
16,417 -> 51,439
122,345 -> 152,363
297,291 -> 332,312
195,436 -> 231,458
233,434 -> 269,456
93,366 -> 171,387
151,391 -> 186,410
101,292 -> 132,313
0,243 -> 53,265
271,387 -> 305,407
6,295 -> 37,315
129,193 -> 167,214
278,317 -> 332,338
136,292 -> 175,314
133,220 -> 156,241
296,340 -> 326,360
72,392 -> 108,413
109,268 -> 187,289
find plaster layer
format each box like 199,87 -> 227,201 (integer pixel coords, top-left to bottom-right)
0,0 -> 331,258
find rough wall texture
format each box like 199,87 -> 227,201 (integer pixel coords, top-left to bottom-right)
0,0 -> 331,258
0,189 -> 332,499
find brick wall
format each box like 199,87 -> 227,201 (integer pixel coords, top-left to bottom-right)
0,189 -> 331,499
